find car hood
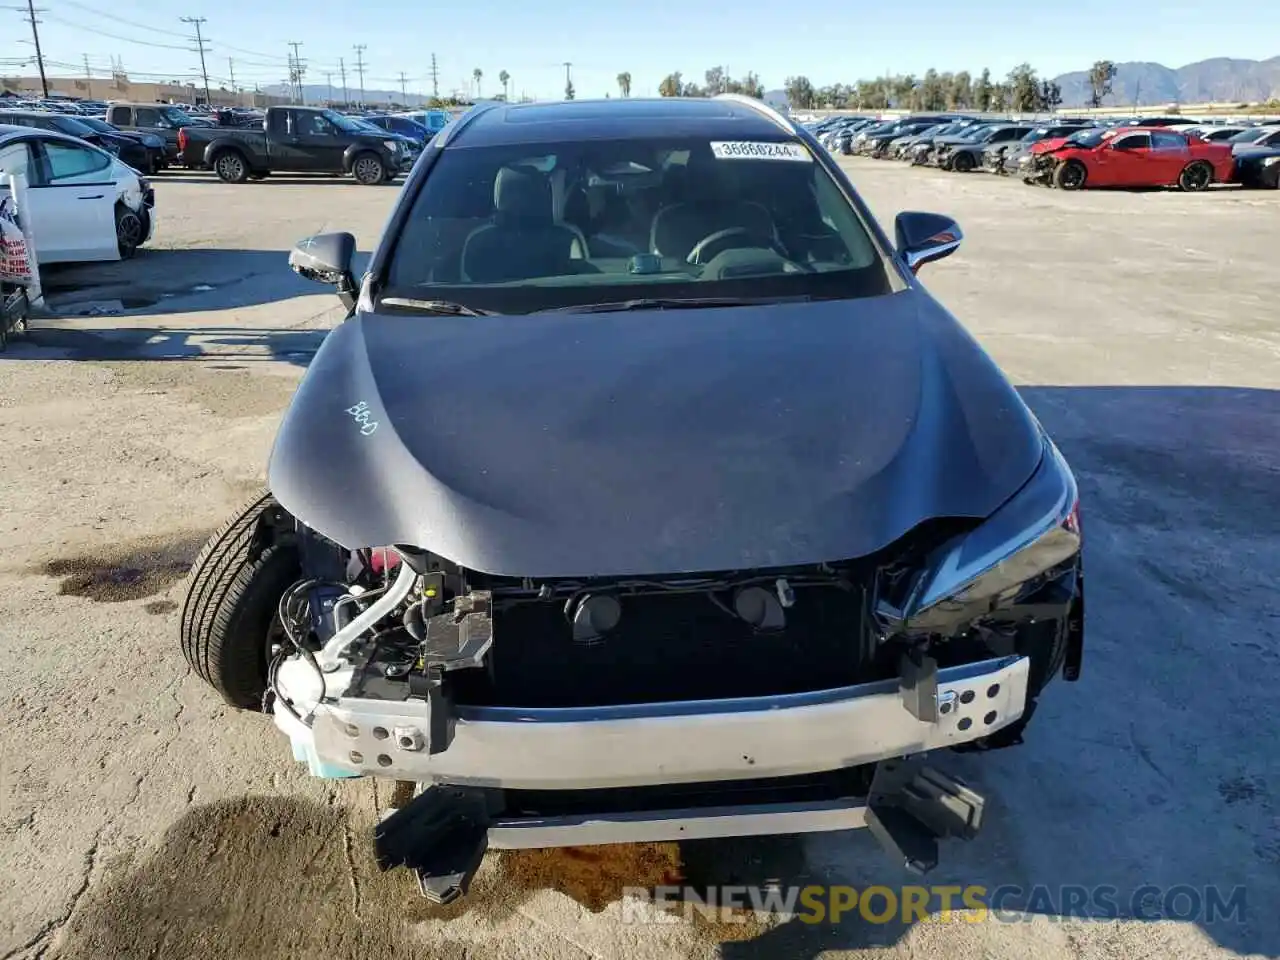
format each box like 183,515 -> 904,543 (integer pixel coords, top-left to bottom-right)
268,294 -> 1044,577
1234,146 -> 1280,161
1233,142 -> 1280,156
1031,137 -> 1072,154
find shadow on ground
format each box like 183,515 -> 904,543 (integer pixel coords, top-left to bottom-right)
153,172 -> 405,187
8,323 -> 327,367
38,246 -> 368,316
45,386 -> 1280,960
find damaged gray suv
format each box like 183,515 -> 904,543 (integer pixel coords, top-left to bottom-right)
180,94 -> 1085,904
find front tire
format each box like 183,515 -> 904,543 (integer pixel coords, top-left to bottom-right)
352,152 -> 386,185
180,491 -> 300,710
1178,161 -> 1213,192
115,204 -> 145,259
212,149 -> 250,184
952,151 -> 975,173
1054,160 -> 1088,190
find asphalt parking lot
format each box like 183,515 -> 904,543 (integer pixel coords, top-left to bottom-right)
1,165 -> 1277,960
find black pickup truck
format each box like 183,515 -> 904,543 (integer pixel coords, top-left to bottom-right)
177,106 -> 418,184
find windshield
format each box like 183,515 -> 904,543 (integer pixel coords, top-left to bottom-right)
78,117 -> 114,133
1227,128 -> 1268,144
320,110 -> 367,133
50,115 -> 95,137
160,107 -> 193,125
384,136 -> 893,313
1066,128 -> 1110,147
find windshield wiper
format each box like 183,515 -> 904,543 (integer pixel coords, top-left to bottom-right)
379,297 -> 495,316
535,295 -> 811,315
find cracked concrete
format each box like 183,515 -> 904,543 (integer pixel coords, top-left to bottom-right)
0,166 -> 1277,960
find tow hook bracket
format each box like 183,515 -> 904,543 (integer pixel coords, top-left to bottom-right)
899,649 -> 940,723
373,784 -> 500,904
865,758 -> 985,875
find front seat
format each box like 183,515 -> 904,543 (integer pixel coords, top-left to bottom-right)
460,165 -> 586,283
648,156 -> 777,261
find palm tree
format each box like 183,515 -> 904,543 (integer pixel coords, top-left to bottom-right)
472,68 -> 483,98
616,71 -> 632,98
498,69 -> 510,101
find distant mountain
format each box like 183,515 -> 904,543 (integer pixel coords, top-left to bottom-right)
263,82 -> 433,107
1052,57 -> 1280,107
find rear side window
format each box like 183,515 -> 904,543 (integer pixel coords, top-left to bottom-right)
1151,131 -> 1185,149
107,106 -> 129,125
135,108 -> 161,126
0,142 -> 32,179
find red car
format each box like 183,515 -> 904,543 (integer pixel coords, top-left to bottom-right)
1025,126 -> 1234,191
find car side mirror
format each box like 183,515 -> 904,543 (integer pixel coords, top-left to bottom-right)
289,232 -> 358,309
894,211 -> 962,274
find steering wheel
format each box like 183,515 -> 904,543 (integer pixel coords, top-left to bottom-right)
685,226 -> 783,266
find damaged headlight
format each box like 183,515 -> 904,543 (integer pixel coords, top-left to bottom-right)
903,439 -> 1080,631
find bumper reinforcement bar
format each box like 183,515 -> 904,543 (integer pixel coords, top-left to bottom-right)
374,757 -> 987,903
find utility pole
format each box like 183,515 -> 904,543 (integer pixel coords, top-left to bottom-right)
562,61 -> 572,99
227,57 -> 235,92
83,53 -> 92,97
288,41 -> 305,104
429,53 -> 439,99
398,71 -> 408,105
180,16 -> 211,105
22,0 -> 49,97
338,57 -> 348,106
352,44 -> 367,108
324,72 -> 333,105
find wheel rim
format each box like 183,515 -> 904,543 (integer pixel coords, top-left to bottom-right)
355,157 -> 380,181
1185,165 -> 1210,190
217,155 -> 243,180
1062,165 -> 1084,188
117,212 -> 143,248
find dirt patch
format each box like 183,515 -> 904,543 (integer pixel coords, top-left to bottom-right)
143,599 -> 179,615
40,534 -> 209,602
97,361 -> 300,419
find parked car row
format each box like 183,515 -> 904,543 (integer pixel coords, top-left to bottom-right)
807,112 -> 1280,191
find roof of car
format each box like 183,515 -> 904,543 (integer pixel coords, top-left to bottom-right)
0,124 -> 89,147
444,96 -> 794,148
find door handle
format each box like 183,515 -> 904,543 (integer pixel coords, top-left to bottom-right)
77,194 -> 105,200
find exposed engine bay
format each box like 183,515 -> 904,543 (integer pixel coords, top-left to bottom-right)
266,509 -> 1081,740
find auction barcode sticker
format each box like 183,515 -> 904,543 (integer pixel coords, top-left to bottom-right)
710,141 -> 813,162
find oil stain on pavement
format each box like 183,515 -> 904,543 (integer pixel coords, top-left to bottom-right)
52,797 -> 798,960
40,534 -> 210,602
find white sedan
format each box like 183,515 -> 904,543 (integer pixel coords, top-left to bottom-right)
0,125 -> 155,263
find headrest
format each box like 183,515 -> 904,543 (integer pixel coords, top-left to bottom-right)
494,164 -> 552,222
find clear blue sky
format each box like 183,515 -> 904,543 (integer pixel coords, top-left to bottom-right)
5,0 -> 1277,101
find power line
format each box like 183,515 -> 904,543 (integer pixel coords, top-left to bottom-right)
39,12 -> 193,50
352,44 -> 366,108
180,16 -> 211,105
57,0 -> 190,38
